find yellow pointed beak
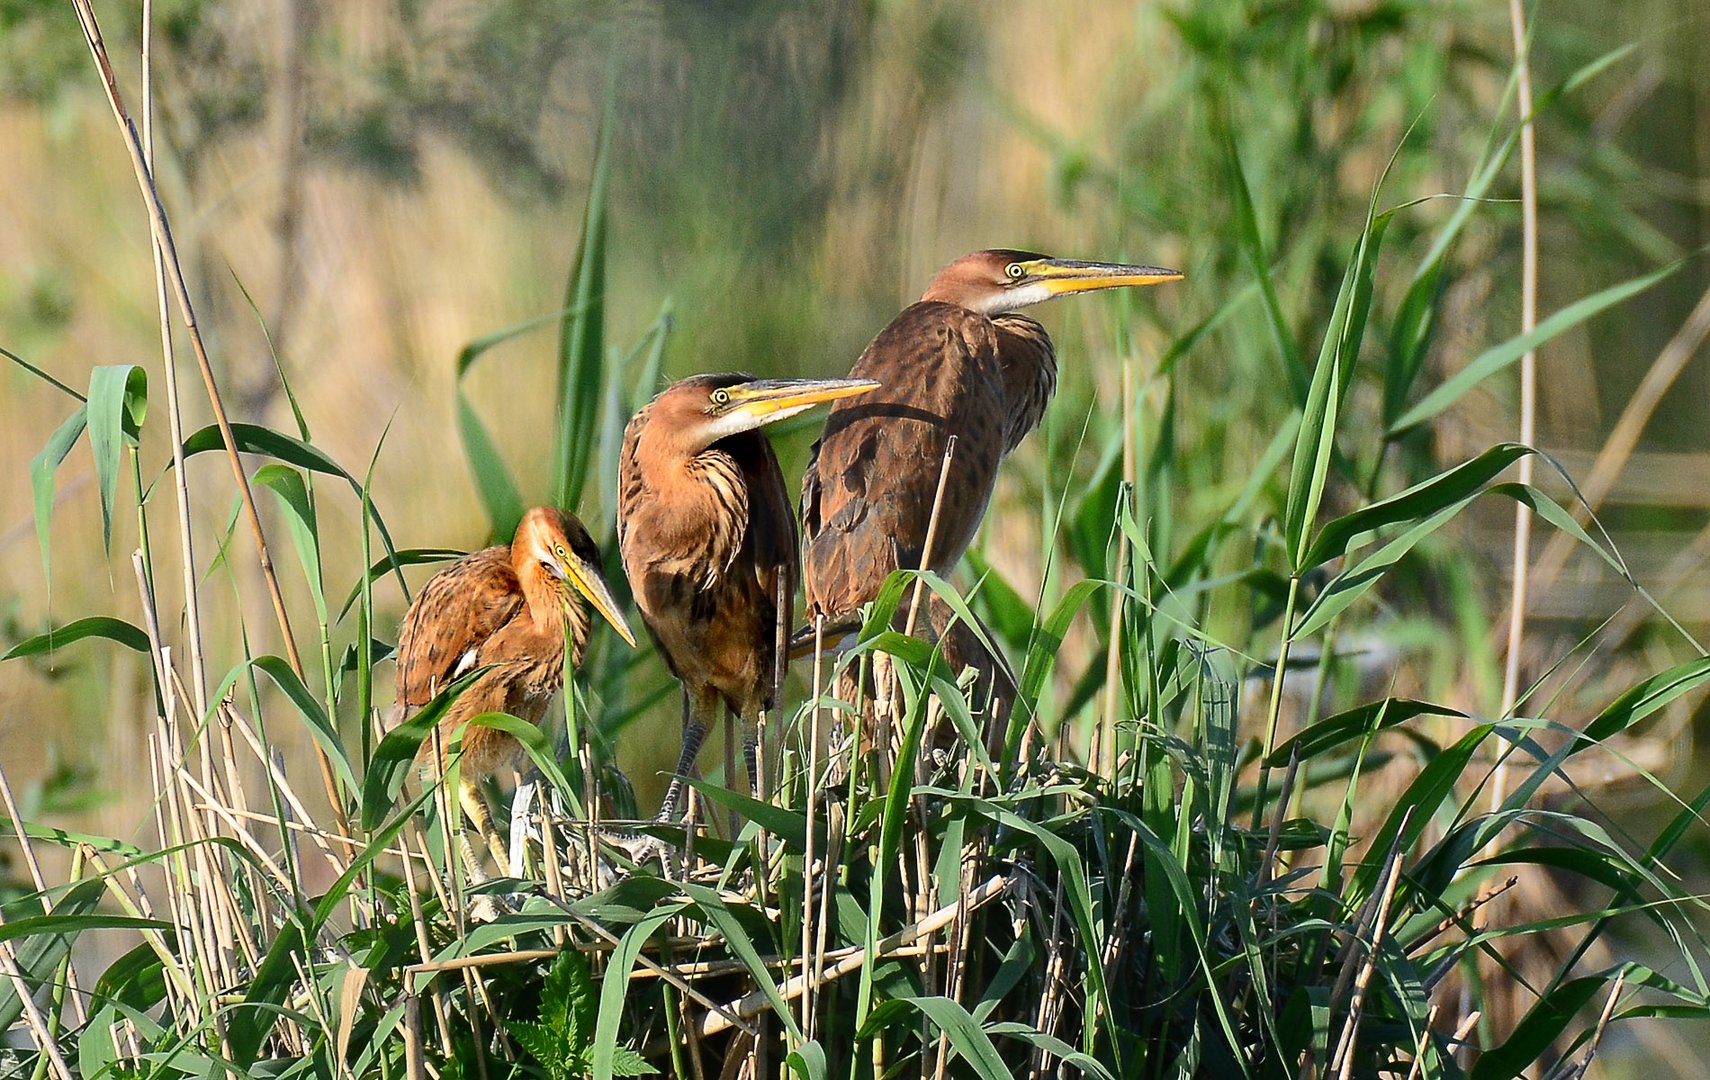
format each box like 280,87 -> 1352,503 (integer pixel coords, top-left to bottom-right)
1019,257 -> 1183,297
720,378 -> 882,424
560,556 -> 637,648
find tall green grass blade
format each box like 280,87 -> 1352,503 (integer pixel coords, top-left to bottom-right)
1283,210 -> 1390,570
552,103 -> 613,512
592,907 -> 678,1080
31,406 -> 86,594
881,996 -> 1011,1080
1221,126 -> 1304,398
338,548 -> 461,621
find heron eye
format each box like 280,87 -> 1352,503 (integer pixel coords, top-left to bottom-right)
711,388 -> 730,406
1005,263 -> 1025,280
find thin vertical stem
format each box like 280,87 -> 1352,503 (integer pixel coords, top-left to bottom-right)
139,0 -> 208,719
1098,354 -> 1137,777
1495,0 -> 1539,808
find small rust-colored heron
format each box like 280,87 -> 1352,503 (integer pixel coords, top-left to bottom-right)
390,506 -> 635,871
801,250 -> 1181,717
619,374 -> 880,823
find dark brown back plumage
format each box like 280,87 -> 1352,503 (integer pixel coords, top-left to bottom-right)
801,301 -> 1054,623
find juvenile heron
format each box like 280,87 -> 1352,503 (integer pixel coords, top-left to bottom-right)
619,374 -> 880,823
801,249 -> 1181,719
390,506 -> 635,871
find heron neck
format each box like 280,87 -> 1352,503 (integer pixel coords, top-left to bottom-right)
514,558 -> 588,665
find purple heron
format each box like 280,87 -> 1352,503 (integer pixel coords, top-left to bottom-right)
618,374 -> 880,824
801,249 -> 1181,717
390,506 -> 635,871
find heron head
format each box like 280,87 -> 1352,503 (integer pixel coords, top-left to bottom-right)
647,374 -> 882,453
516,507 -> 637,647
921,249 -> 1183,316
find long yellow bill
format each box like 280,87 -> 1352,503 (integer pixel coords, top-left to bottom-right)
560,556 -> 637,647
722,378 -> 882,424
1019,257 -> 1183,297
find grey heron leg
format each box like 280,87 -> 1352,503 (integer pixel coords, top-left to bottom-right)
655,688 -> 715,825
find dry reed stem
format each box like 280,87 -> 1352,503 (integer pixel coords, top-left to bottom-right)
1495,0 -> 1540,798
165,668 -> 263,973
224,705 -> 349,877
214,703 -> 270,931
1028,874 -> 1069,1080
0,925 -> 75,1080
699,873 -> 1011,1038
140,0 -> 208,721
134,557 -> 221,1015
1329,838 -> 1405,1078
539,799 -> 567,945
68,0 -> 354,841
398,829 -> 456,1055
1401,1005 -> 1440,1080
801,615 -> 827,1040
403,974 -> 425,1080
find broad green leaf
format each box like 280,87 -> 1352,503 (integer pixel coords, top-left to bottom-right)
1268,699 -> 1466,765
255,465 -> 325,623
1301,444 -> 1530,569
0,878 -> 105,1032
85,364 -> 147,553
553,102 -> 612,512
2,617 -> 149,662
359,665 -> 492,829
253,655 -> 357,799
1579,656 -> 1710,751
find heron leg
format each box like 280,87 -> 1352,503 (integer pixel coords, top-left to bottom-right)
458,780 -> 511,873
656,688 -> 716,824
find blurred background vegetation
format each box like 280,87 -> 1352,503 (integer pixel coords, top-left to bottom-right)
2,0 -> 1709,1066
